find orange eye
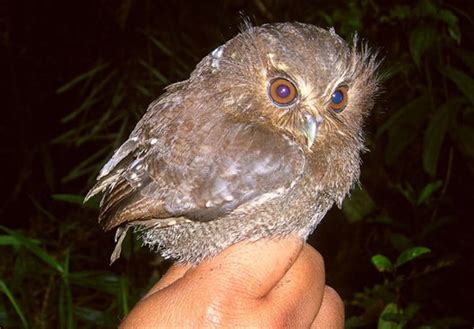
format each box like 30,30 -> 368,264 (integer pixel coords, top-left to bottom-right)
329,86 -> 349,112
268,78 -> 298,107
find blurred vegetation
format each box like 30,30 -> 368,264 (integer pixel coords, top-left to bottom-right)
1,0 -> 473,328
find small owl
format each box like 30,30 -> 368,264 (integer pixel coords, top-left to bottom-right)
86,22 -> 379,264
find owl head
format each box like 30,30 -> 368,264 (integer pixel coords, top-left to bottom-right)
201,22 -> 378,150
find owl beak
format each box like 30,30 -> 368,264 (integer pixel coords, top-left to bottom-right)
302,113 -> 323,148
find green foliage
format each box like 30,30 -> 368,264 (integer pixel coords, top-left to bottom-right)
0,280 -> 29,329
371,255 -> 394,273
0,225 -> 151,328
371,247 -> 431,273
343,186 -> 376,223
1,0 -> 472,327
364,247 -> 432,328
332,0 -> 473,327
394,247 -> 431,268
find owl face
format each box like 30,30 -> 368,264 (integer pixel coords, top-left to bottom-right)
209,23 -> 378,155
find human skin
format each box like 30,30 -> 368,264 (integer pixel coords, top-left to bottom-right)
120,237 -> 344,328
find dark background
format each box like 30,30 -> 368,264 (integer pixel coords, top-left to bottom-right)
1,0 -> 473,328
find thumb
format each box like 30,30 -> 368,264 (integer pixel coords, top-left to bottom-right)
186,236 -> 304,298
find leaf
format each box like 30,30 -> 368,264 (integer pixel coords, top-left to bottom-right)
417,180 -> 443,205
56,63 -> 108,94
342,186 -> 376,223
387,5 -> 411,20
377,61 -> 405,83
454,49 -> 474,73
421,216 -> 453,237
390,233 -> 412,252
61,146 -> 109,183
118,276 -> 129,318
415,0 -> 437,18
0,234 -> 41,253
377,94 -> 426,135
409,26 -> 436,66
29,197 -> 57,222
394,246 -> 431,268
60,97 -> 100,124
422,99 -> 462,176
0,226 -> 64,274
148,36 -> 173,56
52,194 -> 84,205
69,272 -> 121,295
370,215 -> 406,230
378,303 -> 401,329
448,25 -> 461,44
0,235 -> 22,248
437,8 -> 458,26
345,315 -> 372,327
377,94 -> 431,164
116,0 -> 133,30
0,279 -> 29,329
114,115 -> 130,149
399,303 -> 421,327
62,252 -> 74,329
134,83 -> 153,97
52,120 -> 96,145
396,182 -> 417,205
452,124 -> 474,158
371,255 -> 394,273
60,70 -> 117,124
52,193 -> 99,211
439,66 -> 474,104
74,306 -> 111,326
438,9 -> 460,43
110,78 -> 125,109
139,59 -> 169,85
149,39 -> 191,72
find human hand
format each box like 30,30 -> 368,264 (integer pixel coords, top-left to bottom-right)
120,237 -> 344,328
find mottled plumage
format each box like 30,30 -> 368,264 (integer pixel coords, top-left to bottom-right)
86,22 -> 379,264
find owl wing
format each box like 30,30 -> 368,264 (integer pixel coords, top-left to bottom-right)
86,109 -> 305,232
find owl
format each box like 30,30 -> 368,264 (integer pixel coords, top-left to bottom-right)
86,22 -> 379,264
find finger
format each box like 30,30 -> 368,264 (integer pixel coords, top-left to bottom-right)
143,263 -> 192,299
187,236 -> 304,299
311,286 -> 345,329
261,244 -> 326,327
123,265 -> 194,328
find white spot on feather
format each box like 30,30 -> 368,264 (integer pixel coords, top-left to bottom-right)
223,195 -> 234,202
130,158 -> 143,170
234,187 -> 286,215
211,45 -> 224,69
150,138 -> 158,145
